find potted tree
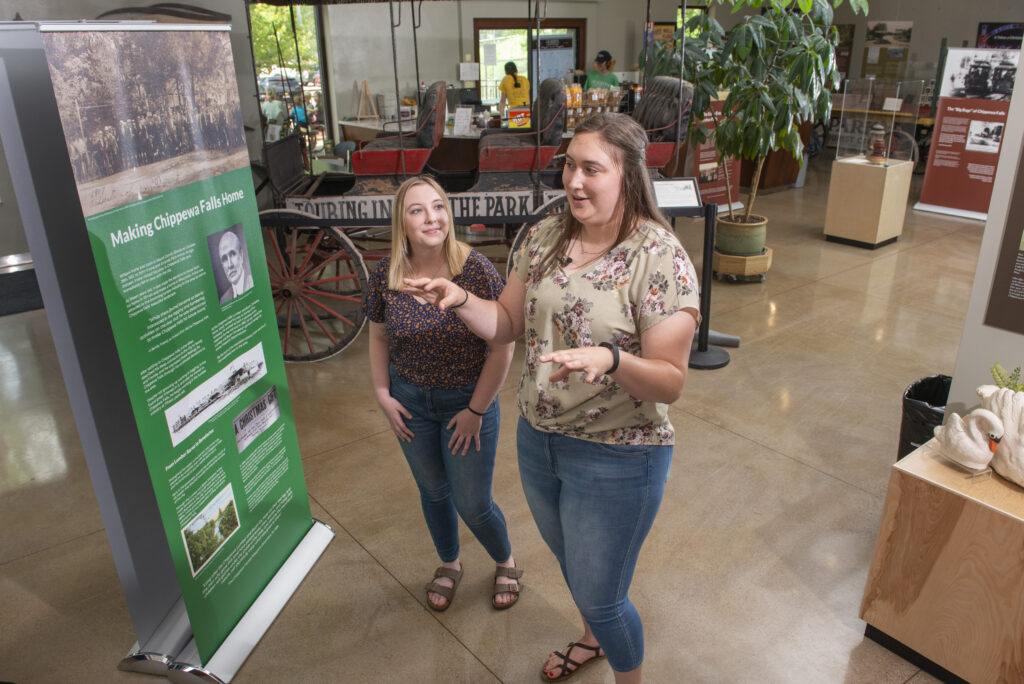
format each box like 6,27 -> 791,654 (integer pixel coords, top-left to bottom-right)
638,12 -> 727,183
699,0 -> 868,255
641,1 -> 869,257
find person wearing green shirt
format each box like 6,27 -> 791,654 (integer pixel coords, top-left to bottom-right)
584,50 -> 619,91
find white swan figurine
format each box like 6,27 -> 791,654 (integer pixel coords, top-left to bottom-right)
977,385 -> 1024,487
932,407 -> 1003,472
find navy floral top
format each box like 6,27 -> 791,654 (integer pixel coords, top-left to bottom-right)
512,217 -> 700,445
365,250 -> 505,389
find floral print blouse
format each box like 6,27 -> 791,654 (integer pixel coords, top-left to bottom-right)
511,216 -> 699,445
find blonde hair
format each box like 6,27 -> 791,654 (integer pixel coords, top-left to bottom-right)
388,175 -> 469,290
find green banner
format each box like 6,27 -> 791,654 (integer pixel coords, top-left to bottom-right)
41,27 -> 312,662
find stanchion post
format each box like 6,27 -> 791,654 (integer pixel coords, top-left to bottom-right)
689,202 -> 730,369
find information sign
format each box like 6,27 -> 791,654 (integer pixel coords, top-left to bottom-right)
39,25 -> 314,663
916,48 -> 1018,219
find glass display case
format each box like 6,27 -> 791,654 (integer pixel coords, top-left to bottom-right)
831,78 -> 924,166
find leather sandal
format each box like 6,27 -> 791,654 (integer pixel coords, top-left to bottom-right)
492,562 -> 523,610
424,565 -> 463,612
540,642 -> 605,682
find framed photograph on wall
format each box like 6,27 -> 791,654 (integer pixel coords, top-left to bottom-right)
653,21 -> 676,46
977,22 -> 1024,50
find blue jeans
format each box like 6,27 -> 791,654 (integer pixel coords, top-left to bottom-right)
389,368 -> 511,564
516,417 -> 672,672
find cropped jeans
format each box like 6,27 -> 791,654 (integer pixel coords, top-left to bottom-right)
516,417 -> 672,672
388,367 -> 511,564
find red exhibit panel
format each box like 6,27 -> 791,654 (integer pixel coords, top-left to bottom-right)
917,97 -> 1010,215
691,101 -> 740,208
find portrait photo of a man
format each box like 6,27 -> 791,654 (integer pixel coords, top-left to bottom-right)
208,224 -> 254,305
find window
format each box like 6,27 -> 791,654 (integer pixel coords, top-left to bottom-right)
474,18 -> 586,104
248,4 -> 328,149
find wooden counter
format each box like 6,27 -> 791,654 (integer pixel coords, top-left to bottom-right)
860,443 -> 1024,683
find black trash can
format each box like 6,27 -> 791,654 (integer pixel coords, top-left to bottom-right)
897,374 -> 951,461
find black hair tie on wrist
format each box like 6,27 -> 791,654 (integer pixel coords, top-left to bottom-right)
467,405 -> 485,417
449,287 -> 469,309
598,342 -> 619,374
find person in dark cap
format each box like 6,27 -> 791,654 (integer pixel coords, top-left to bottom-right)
584,50 -> 619,91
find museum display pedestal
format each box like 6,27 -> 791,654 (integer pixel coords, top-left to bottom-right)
860,443 -> 1024,683
824,157 -> 913,248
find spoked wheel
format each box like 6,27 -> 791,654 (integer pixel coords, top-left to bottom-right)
507,195 -> 566,278
260,209 -> 369,362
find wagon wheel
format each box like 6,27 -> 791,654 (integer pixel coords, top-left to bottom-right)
260,209 -> 369,362
506,195 -> 566,278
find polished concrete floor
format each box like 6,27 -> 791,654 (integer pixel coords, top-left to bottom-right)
0,154 -> 978,683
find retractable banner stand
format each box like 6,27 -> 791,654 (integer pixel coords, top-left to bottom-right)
915,47 -> 1019,220
0,21 -> 332,682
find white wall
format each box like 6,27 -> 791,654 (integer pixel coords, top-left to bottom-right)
946,57 -> 1024,415
323,1 -> 610,122
0,0 -> 1022,256
830,0 -> 1024,82
320,0 -> 1024,123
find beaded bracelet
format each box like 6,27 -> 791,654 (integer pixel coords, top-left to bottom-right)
598,342 -> 620,374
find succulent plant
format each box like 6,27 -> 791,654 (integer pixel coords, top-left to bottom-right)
991,363 -> 1024,393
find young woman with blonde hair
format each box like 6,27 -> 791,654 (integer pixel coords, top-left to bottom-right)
366,175 -> 521,612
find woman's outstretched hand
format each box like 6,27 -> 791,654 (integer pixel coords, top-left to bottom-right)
403,277 -> 465,310
539,346 -> 615,384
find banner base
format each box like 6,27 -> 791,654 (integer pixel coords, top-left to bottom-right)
118,519 -> 335,683
912,202 -> 987,222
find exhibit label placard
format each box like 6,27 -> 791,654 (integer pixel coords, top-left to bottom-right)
39,25 -> 312,663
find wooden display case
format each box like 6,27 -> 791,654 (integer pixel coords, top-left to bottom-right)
860,443 -> 1024,683
823,157 -> 913,248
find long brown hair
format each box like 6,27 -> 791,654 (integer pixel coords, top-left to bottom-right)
388,175 -> 469,290
534,113 -> 669,279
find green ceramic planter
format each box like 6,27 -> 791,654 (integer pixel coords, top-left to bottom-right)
715,214 -> 768,256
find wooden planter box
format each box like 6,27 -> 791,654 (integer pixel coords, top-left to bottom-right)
712,247 -> 772,281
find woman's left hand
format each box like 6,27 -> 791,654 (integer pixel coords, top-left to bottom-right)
447,409 -> 483,455
539,346 -> 615,384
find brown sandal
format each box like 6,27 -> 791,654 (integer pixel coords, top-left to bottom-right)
424,565 -> 463,612
492,562 -> 523,610
540,642 -> 605,682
